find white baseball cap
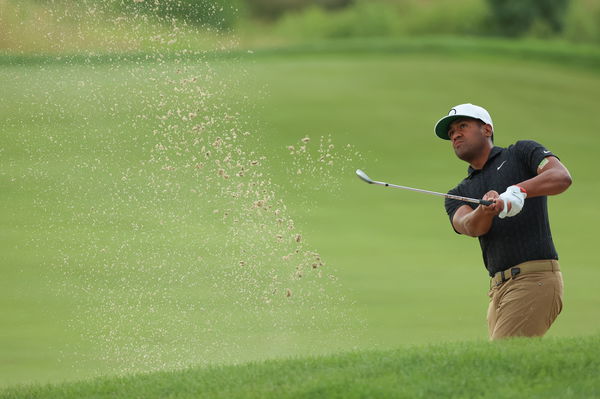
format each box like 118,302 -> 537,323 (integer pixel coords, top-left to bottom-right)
434,103 -> 494,140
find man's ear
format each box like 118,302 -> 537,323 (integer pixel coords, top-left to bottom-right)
482,124 -> 493,138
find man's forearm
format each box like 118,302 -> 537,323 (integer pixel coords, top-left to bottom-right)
459,206 -> 495,237
519,168 -> 572,198
518,157 -> 572,198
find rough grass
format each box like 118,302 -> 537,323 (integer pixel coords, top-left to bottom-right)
2,334 -> 599,398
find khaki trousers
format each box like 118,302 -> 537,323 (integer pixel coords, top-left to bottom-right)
487,260 -> 564,340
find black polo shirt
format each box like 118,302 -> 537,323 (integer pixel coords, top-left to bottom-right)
445,140 -> 559,276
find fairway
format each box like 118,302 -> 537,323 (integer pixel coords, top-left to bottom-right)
2,42 -> 600,388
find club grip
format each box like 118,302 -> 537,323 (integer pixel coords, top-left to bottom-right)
480,199 -> 494,206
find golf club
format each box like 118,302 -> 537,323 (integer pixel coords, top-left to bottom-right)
356,169 -> 494,206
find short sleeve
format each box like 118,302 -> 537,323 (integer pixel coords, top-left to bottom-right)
445,186 -> 465,234
513,140 -> 557,175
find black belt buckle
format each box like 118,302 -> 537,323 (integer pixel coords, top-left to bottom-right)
496,267 -> 521,286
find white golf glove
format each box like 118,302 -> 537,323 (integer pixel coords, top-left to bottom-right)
498,185 -> 527,219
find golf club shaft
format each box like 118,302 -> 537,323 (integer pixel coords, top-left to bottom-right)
370,180 -> 493,206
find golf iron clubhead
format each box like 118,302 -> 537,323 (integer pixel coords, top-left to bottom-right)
355,169 -> 493,206
355,169 -> 375,184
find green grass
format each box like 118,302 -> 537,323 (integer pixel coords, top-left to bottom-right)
4,0 -> 600,55
2,334 -> 599,398
3,36 -> 600,72
2,38 -> 600,388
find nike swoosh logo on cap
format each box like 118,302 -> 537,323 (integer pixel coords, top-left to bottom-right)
497,160 -> 507,170
543,150 -> 551,154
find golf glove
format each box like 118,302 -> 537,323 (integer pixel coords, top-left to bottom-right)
498,185 -> 527,219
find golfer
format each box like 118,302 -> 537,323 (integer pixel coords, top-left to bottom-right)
435,103 -> 572,340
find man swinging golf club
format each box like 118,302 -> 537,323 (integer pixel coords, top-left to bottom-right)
436,103 -> 572,340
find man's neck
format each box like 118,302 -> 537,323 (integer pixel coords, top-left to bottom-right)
469,144 -> 494,170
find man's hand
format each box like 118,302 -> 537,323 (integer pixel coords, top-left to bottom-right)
481,190 -> 502,215
498,186 -> 527,219
451,188 -> 526,237
452,190 -> 501,237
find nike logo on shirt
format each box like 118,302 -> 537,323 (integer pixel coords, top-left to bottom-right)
497,160 -> 507,170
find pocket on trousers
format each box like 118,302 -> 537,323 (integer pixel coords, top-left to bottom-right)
553,272 -> 564,315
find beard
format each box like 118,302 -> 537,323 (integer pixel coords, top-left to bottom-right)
453,136 -> 487,164
454,143 -> 478,163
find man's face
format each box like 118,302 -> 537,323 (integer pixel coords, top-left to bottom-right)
447,118 -> 491,163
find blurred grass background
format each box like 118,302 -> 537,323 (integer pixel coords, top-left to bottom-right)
1,0 -> 600,54
1,0 -> 600,390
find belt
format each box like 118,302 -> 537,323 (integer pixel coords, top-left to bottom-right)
491,260 -> 560,287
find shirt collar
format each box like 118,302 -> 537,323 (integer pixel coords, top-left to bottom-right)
467,146 -> 503,177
